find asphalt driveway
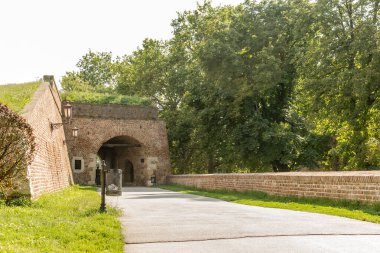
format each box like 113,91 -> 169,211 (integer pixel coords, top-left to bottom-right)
107,187 -> 380,253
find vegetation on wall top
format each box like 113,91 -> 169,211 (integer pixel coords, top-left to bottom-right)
0,81 -> 40,112
60,91 -> 151,106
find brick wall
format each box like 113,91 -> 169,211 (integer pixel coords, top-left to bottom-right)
64,103 -> 171,186
21,79 -> 73,198
71,103 -> 158,120
167,172 -> 380,203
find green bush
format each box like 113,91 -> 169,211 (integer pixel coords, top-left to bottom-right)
6,196 -> 32,207
0,104 -> 36,199
0,197 -> 5,206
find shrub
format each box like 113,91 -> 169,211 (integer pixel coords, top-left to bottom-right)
6,195 -> 32,206
0,103 -> 35,199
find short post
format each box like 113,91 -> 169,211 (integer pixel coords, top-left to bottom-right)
95,161 -> 101,186
151,175 -> 157,186
100,160 -> 107,213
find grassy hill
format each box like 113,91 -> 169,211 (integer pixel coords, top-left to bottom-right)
0,81 -> 41,112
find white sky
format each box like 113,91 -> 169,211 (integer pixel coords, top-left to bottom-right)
0,0 -> 243,86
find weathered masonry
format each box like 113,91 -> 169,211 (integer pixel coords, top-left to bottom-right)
167,172 -> 380,203
64,103 -> 171,186
20,76 -> 73,198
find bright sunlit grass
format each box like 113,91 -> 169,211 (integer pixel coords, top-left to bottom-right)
161,184 -> 380,224
0,81 -> 40,112
0,185 -> 123,253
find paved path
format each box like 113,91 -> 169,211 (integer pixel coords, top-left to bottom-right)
107,187 -> 380,253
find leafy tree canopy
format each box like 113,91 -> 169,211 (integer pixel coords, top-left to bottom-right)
62,0 -> 380,173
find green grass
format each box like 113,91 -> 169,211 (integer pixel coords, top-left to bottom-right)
160,184 -> 380,224
0,185 -> 123,253
0,81 -> 41,112
61,91 -> 151,106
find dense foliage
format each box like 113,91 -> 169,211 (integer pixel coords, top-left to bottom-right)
0,103 -> 35,198
62,0 -> 380,173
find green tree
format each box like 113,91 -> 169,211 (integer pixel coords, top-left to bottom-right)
295,0 -> 380,169
116,39 -> 170,108
77,50 -> 115,89
60,71 -> 92,92
170,1 -> 324,172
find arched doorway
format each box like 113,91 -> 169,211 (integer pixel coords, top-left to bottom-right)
97,135 -> 142,186
123,159 -> 134,186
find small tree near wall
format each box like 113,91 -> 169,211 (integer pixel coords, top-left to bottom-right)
0,103 -> 35,199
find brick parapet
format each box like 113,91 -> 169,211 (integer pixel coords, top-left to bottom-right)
167,172 -> 380,203
70,102 -> 158,120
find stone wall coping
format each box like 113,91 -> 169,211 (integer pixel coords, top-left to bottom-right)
168,171 -> 380,183
168,171 -> 380,177
69,102 -> 157,109
69,115 -> 167,123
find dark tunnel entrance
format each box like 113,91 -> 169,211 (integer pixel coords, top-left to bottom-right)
97,136 -> 143,186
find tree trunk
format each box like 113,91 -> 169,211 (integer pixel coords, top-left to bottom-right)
271,160 -> 290,172
207,152 -> 215,174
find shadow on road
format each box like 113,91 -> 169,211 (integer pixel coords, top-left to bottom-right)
117,187 -> 220,202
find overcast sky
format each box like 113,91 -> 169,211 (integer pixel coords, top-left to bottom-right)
0,0 -> 243,86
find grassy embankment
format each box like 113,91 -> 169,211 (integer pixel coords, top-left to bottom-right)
161,184 -> 380,224
0,81 -> 40,112
0,186 -> 123,253
0,82 -> 152,111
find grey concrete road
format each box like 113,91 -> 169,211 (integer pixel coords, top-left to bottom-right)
106,187 -> 380,253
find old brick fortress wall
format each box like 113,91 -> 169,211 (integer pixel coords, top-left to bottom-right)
168,171 -> 380,203
64,103 -> 171,186
21,77 -> 73,198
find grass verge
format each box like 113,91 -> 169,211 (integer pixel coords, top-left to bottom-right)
0,185 -> 123,253
160,184 -> 380,224
0,81 -> 40,112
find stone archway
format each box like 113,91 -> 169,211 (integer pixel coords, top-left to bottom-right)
97,135 -> 145,186
64,102 -> 171,186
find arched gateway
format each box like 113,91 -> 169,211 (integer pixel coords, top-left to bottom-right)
64,103 -> 171,186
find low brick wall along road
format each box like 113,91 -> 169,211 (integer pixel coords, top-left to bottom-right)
167,171 -> 380,203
